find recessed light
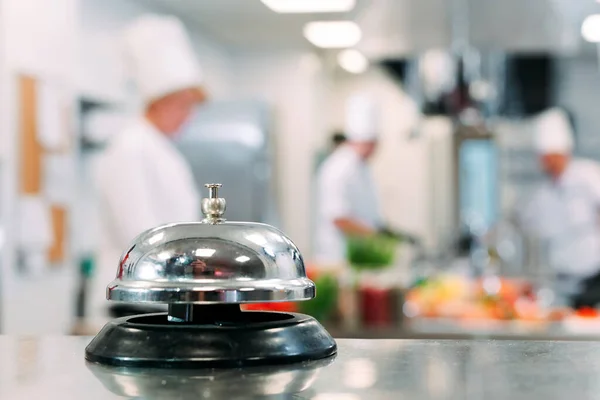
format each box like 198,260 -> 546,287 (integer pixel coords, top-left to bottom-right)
261,0 -> 355,13
194,248 -> 216,257
338,49 -> 368,74
582,14 -> 600,42
303,21 -> 362,49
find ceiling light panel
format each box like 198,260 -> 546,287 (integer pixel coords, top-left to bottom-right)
338,49 -> 368,73
303,21 -> 362,48
261,0 -> 356,13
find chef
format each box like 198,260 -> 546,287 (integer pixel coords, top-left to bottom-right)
521,108 -> 600,308
315,95 -> 383,265
91,14 -> 205,320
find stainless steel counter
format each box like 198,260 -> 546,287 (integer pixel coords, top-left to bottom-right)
3,336 -> 600,399
331,318 -> 600,341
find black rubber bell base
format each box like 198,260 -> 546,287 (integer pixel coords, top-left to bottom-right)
85,309 -> 337,369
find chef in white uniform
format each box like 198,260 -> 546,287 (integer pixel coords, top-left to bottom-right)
315,95 -> 383,265
521,108 -> 600,307
91,15 -> 205,320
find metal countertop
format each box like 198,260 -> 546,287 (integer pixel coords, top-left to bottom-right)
2,336 -> 600,399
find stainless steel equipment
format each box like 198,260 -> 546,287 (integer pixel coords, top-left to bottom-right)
177,100 -> 277,225
85,184 -> 335,368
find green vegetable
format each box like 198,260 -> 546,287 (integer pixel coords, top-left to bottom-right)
346,234 -> 398,271
299,274 -> 339,322
412,277 -> 429,288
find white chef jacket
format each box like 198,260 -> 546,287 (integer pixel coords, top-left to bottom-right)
521,158 -> 600,279
91,117 -> 200,320
315,145 -> 383,264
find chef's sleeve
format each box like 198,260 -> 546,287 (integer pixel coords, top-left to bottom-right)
100,150 -> 162,248
321,169 -> 352,221
586,163 -> 600,206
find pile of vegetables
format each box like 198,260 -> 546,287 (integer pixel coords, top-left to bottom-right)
299,273 -> 338,321
346,234 -> 399,271
405,275 -> 571,322
243,266 -> 339,323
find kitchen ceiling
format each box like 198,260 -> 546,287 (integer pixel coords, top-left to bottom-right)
139,0 -> 599,57
138,0 -> 371,50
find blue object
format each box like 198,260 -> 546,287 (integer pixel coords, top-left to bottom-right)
459,139 -> 499,231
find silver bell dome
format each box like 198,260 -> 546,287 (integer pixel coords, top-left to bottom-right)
107,184 -> 315,304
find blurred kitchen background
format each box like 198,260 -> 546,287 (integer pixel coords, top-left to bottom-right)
2,0 -> 600,337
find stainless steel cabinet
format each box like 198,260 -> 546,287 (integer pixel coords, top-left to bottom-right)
177,100 -> 278,225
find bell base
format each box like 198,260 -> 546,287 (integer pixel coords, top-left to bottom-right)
85,310 -> 337,368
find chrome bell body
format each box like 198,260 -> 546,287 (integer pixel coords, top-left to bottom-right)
85,184 -> 336,368
109,221 -> 314,304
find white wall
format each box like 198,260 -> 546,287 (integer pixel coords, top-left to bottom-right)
0,0 -> 79,334
0,0 -> 15,334
228,50 -> 327,255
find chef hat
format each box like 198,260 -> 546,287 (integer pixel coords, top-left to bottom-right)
533,108 -> 574,154
124,14 -> 203,103
344,94 -> 379,142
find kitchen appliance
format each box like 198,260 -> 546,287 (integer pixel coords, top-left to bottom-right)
177,100 -> 277,225
85,184 -> 336,368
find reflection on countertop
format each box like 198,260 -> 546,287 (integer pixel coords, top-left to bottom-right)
329,318 -> 600,341
3,336 -> 600,399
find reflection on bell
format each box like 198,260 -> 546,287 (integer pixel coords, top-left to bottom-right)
85,183 -> 337,368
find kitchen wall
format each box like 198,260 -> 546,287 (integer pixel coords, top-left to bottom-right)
228,50 -> 328,256
0,0 -> 79,334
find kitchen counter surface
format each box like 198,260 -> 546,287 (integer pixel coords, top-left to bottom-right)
2,336 -> 600,399
331,318 -> 600,341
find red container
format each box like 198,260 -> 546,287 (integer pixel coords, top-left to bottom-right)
359,286 -> 394,327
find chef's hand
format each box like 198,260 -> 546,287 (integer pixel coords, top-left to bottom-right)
379,226 -> 420,245
334,218 -> 376,237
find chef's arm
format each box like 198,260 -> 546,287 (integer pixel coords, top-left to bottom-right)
334,217 -> 376,236
379,226 -> 420,245
325,170 -> 376,237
